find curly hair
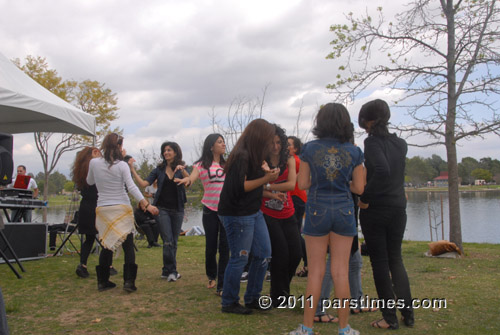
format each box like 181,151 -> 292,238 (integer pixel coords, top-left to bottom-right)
268,124 -> 289,172
71,146 -> 98,189
312,103 -> 354,143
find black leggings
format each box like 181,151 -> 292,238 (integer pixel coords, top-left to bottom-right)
99,233 -> 135,268
80,234 -> 95,265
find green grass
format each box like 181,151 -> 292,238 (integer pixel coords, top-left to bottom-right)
1,238 -> 499,334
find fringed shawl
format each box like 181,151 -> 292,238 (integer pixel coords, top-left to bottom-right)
96,204 -> 135,251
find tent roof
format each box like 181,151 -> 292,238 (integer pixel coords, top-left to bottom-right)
0,52 -> 95,136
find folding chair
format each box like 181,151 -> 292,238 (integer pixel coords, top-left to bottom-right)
134,221 -> 148,249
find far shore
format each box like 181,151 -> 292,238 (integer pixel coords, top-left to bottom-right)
406,185 -> 500,192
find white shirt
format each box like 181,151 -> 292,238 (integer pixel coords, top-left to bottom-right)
86,157 -> 144,207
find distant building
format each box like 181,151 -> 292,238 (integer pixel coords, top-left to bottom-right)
434,172 -> 448,187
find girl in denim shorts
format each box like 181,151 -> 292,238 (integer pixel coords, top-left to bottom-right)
290,103 -> 365,335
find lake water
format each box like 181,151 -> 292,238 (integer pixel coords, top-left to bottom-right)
29,190 -> 500,244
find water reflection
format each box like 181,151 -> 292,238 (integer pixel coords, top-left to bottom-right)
28,190 -> 500,244
405,190 -> 500,244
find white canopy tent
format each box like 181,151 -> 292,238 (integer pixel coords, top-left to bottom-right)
0,52 -> 95,136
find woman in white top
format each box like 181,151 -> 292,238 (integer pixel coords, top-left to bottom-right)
87,133 -> 158,292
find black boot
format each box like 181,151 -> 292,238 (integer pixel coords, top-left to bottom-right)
123,263 -> 138,292
96,265 -> 116,291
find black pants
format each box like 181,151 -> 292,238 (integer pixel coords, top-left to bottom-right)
264,214 -> 302,301
139,222 -> 160,245
202,206 -> 229,292
99,233 -> 135,267
80,234 -> 95,265
291,195 -> 307,267
360,206 -> 413,326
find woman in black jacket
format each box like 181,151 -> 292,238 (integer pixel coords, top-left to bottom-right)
358,99 -> 414,330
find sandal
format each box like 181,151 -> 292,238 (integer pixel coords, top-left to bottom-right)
207,279 -> 216,289
314,314 -> 338,323
296,267 -> 308,277
371,318 -> 398,330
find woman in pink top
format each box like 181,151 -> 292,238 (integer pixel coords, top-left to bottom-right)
176,134 -> 228,296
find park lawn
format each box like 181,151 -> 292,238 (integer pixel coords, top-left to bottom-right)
1,238 -> 499,335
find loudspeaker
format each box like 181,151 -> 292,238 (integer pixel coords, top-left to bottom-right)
0,133 -> 13,186
0,223 -> 47,262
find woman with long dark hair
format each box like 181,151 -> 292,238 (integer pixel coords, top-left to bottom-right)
290,103 -> 365,335
176,134 -> 228,295
287,136 -> 308,278
218,119 -> 279,315
129,141 -> 189,281
72,146 -> 100,278
87,133 -> 158,292
358,99 -> 414,330
261,125 -> 302,306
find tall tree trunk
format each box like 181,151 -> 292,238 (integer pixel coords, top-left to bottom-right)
445,0 -> 463,252
446,140 -> 462,251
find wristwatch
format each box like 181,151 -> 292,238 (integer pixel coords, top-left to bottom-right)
265,183 -> 271,191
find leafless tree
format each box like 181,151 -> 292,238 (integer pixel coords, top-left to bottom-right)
209,84 -> 270,152
327,0 -> 500,251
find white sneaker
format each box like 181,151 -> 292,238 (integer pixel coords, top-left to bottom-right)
289,324 -> 313,335
167,273 -> 177,282
339,325 -> 360,335
240,271 -> 248,282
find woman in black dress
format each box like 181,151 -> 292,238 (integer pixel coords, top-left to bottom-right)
72,147 -> 101,278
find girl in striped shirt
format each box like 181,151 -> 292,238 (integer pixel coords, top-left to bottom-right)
176,134 -> 228,296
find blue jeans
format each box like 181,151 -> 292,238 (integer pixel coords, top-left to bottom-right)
10,209 -> 32,222
157,208 -> 184,276
315,249 -> 363,315
220,211 -> 272,307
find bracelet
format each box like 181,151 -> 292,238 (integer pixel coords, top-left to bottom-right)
144,203 -> 149,210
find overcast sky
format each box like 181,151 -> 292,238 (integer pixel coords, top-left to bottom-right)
1,0 -> 498,177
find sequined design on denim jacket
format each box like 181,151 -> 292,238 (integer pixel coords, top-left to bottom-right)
312,146 -> 352,182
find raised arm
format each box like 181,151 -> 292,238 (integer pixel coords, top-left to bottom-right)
127,158 -> 150,188
175,167 -> 200,187
244,168 -> 280,192
121,163 -> 158,215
